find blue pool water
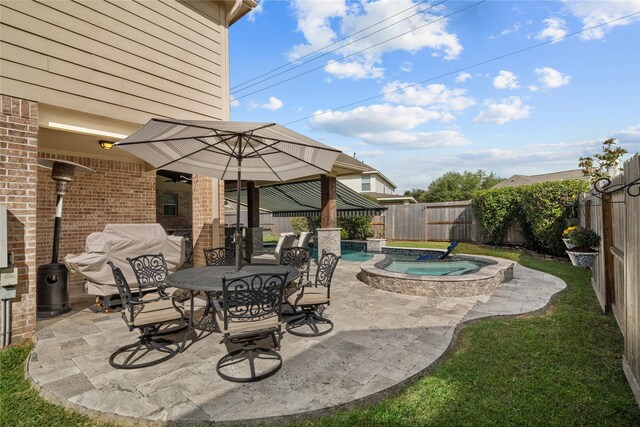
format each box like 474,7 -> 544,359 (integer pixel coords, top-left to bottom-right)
383,260 -> 483,276
311,248 -> 374,262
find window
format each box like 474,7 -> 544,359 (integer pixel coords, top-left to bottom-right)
361,175 -> 371,192
163,193 -> 178,216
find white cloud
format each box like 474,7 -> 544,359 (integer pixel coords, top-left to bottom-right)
382,81 -> 475,111
488,23 -> 522,39
474,96 -> 532,125
456,72 -> 472,83
288,0 -> 463,80
535,18 -> 567,43
324,59 -> 384,80
534,67 -> 571,89
493,70 -> 520,90
248,96 -> 283,111
308,104 -> 468,148
230,95 -> 240,108
400,61 -> 413,72
528,85 -> 538,92
564,0 -> 640,40
246,1 -> 264,23
310,104 -> 451,135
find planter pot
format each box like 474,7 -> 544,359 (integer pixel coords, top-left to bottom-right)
566,250 -> 598,269
562,238 -> 576,249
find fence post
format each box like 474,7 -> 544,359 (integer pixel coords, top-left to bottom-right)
585,199 -> 592,228
602,194 -> 615,313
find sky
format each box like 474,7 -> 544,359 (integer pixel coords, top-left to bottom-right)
228,0 -> 640,193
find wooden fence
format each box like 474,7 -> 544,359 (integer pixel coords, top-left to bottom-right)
381,201 -> 525,244
224,212 -> 294,235
578,154 -> 640,405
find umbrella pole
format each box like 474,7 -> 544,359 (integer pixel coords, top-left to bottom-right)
235,157 -> 242,272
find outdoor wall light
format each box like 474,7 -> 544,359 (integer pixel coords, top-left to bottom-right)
98,140 -> 116,150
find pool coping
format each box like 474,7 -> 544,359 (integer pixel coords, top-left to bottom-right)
360,254 -> 515,298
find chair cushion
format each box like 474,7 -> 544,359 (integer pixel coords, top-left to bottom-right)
132,299 -> 183,327
286,287 -> 329,306
250,254 -> 279,265
215,310 -> 279,334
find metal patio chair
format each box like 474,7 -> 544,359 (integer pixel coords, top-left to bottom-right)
203,247 -> 235,266
127,252 -> 191,302
285,250 -> 340,337
212,271 -> 288,382
279,246 -> 312,298
107,261 -> 188,369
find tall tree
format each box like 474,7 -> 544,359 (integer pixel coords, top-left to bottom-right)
579,138 -> 628,184
406,170 -> 504,202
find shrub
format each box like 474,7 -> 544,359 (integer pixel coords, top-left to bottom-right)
518,180 -> 590,255
338,216 -> 372,240
472,179 -> 590,255
472,187 -> 520,245
290,216 -> 321,235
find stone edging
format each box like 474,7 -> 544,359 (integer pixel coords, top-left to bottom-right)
360,254 -> 515,297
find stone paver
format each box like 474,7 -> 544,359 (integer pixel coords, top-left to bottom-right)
28,261 -> 565,424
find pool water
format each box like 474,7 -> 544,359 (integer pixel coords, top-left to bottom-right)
384,260 -> 483,276
311,248 -> 373,262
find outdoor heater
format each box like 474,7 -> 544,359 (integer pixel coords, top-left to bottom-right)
37,159 -> 94,318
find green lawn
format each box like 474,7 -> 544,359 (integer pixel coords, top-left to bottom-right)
2,242 -> 639,426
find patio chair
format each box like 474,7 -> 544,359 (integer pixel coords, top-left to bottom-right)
294,231 -> 312,249
250,232 -> 296,265
279,247 -> 312,297
285,250 -> 340,337
127,252 -> 191,302
212,271 -> 288,382
203,247 -> 235,266
416,241 -> 459,261
107,261 -> 188,369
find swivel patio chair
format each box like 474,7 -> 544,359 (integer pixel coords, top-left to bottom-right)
203,247 -> 235,266
279,246 -> 312,297
107,261 -> 188,369
212,271 -> 288,382
285,250 -> 340,337
127,252 -> 191,302
293,231 -> 312,249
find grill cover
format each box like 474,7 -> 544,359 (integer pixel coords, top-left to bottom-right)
64,224 -> 184,296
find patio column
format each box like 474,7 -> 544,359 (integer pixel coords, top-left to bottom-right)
318,174 -> 341,256
245,181 -> 262,258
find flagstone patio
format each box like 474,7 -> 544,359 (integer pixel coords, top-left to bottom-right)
28,259 -> 566,425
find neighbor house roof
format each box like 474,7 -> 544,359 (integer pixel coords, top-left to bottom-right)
363,192 -> 416,204
226,179 -> 386,217
335,154 -> 397,190
492,169 -> 587,188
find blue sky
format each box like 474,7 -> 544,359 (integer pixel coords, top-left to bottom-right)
229,0 -> 640,192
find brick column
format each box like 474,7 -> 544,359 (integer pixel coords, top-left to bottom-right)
318,175 -> 341,256
0,95 -> 38,344
191,176 -> 224,266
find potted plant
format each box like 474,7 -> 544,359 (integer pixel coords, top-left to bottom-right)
565,227 -> 601,268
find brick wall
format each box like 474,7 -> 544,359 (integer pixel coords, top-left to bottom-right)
0,95 -> 38,344
36,153 -> 156,283
156,179 -> 192,232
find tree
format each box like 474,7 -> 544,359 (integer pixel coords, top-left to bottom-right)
408,170 -> 504,202
579,138 -> 628,184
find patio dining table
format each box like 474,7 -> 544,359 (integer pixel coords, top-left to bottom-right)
165,264 -> 301,332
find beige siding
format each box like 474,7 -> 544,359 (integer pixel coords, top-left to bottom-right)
338,174 -> 362,193
0,0 -> 229,124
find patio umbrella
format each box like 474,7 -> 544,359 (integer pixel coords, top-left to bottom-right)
114,118 -> 342,271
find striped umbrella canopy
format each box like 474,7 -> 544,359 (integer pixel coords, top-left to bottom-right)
115,118 -> 342,271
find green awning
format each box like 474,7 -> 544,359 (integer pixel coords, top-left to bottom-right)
225,179 -> 385,217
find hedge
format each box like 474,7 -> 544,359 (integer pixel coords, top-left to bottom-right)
472,179 -> 590,255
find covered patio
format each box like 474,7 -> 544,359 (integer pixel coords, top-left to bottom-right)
28,258 -> 565,424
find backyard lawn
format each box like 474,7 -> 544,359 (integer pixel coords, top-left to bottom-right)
1,243 -> 639,426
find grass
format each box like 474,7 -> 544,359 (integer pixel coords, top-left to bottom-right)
0,344 -> 115,427
2,242 -> 639,426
